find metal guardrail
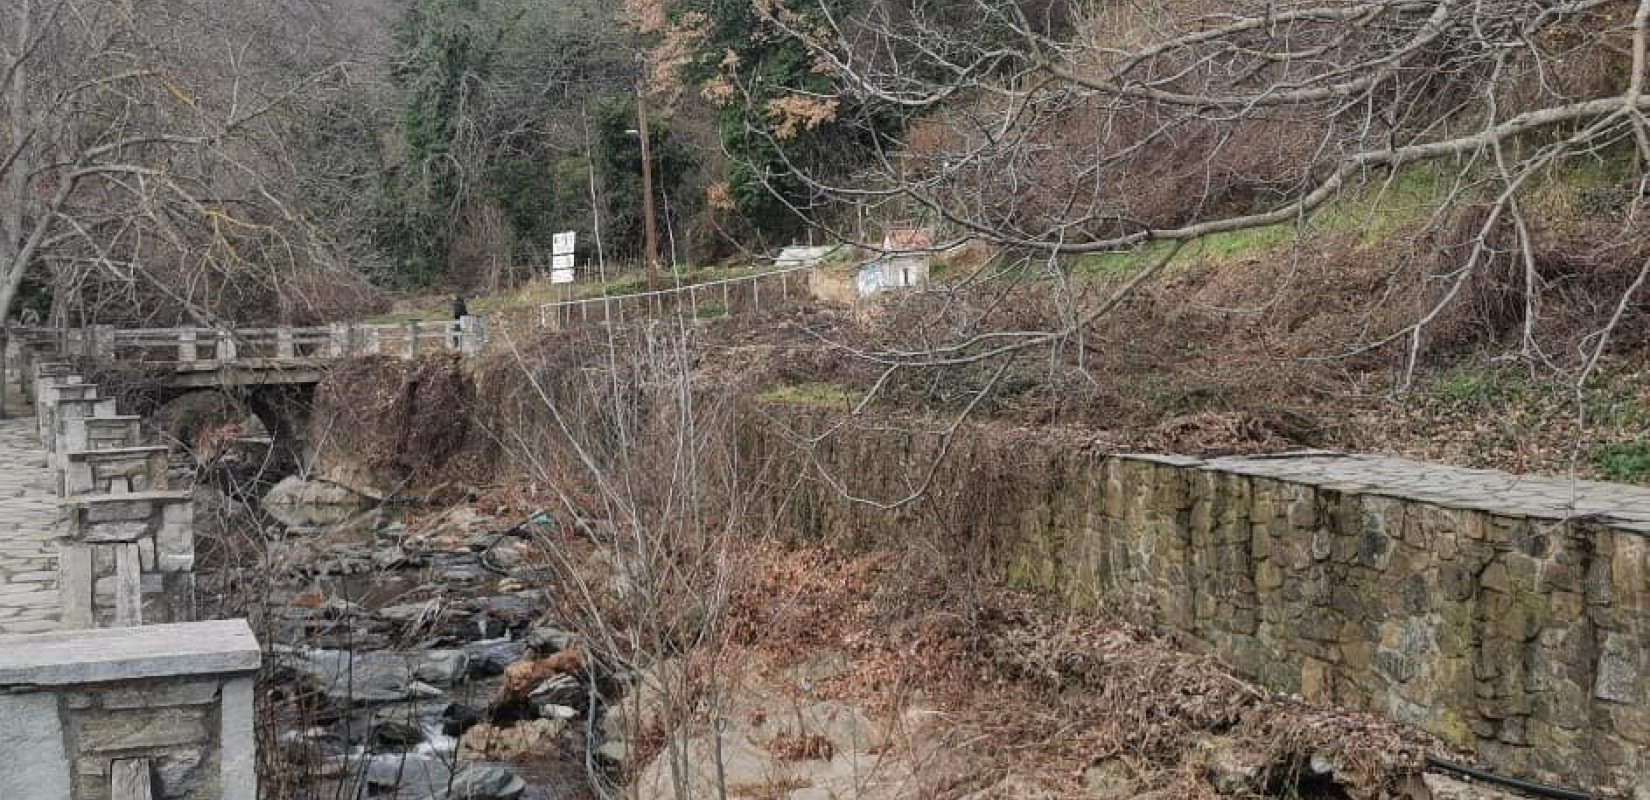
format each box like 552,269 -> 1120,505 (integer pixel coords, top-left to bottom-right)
536,266 -> 812,330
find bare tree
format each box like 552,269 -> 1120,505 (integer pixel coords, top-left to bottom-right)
727,0 -> 1650,390
0,0 -> 364,328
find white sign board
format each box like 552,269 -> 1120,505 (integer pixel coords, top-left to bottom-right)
551,231 -> 577,285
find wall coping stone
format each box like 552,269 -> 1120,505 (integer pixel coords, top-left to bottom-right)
1112,451 -> 1650,534
0,620 -> 259,687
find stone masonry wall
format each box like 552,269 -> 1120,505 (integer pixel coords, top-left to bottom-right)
744,416 -> 1649,798
0,621 -> 259,800
59,674 -> 252,800
1008,454 -> 1649,798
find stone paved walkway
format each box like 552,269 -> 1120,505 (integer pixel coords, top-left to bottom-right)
0,414 -> 62,634
1132,451 -> 1650,534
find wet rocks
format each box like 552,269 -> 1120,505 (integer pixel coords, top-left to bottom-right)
282,649 -> 465,704
528,675 -> 583,716
464,639 -> 527,679
415,650 -> 470,686
524,625 -> 574,655
444,764 -> 528,799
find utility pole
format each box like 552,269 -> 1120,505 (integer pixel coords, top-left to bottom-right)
636,72 -> 661,291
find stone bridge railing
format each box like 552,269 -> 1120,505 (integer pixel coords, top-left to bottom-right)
0,620 -> 260,800
0,340 -> 261,799
538,266 -> 811,330
15,316 -> 490,369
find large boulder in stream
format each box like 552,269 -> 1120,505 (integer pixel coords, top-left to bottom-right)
263,475 -> 377,529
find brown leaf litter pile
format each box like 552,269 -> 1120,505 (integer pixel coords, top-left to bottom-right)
713,543 -> 1445,800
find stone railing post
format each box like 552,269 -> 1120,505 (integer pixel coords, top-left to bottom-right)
459,315 -> 488,357
0,620 -> 261,800
276,329 -> 296,360
177,329 -> 198,363
50,394 -> 117,468
402,321 -> 419,360
61,491 -> 195,628
327,323 -> 348,357
365,326 -> 382,356
214,330 -> 237,363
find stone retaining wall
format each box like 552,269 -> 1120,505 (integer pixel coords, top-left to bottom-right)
749,417 -> 1650,797
1005,454 -> 1649,797
0,620 -> 260,800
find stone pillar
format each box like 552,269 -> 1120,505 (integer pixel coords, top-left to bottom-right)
62,492 -> 195,627
459,316 -> 488,357
0,620 -> 261,800
214,330 -> 237,363
177,330 -> 198,363
327,323 -> 349,358
92,325 -> 116,361
276,329 -> 296,360
402,321 -> 419,360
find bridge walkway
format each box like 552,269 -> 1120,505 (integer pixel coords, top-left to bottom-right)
0,415 -> 61,634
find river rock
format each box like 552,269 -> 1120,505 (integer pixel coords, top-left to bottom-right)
367,708 -> 426,748
415,650 -> 470,686
442,702 -> 485,737
442,764 -> 527,799
528,674 -> 584,713
465,639 -> 527,678
459,720 -> 565,761
286,650 -> 457,704
265,475 -> 375,508
358,752 -> 453,793
525,625 -> 574,655
380,600 -> 444,625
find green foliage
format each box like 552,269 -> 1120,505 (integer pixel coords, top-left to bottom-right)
668,0 -> 898,248
1429,365 -> 1526,410
374,0 -> 643,288
380,0 -> 490,287
590,98 -> 698,262
1596,442 -> 1650,483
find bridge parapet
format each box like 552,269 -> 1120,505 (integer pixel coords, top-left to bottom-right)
61,414 -> 146,454
60,490 -> 195,628
62,445 -> 170,497
0,620 -> 259,800
26,317 -> 490,370
1,346 -> 260,800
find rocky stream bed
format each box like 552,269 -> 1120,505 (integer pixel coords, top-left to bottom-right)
204,476 -> 606,800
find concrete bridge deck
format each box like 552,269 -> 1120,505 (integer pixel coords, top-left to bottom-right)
0,417 -> 62,634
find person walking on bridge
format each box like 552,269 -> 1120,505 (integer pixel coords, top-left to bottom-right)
452,294 -> 469,321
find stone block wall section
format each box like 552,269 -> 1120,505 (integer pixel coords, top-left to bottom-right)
0,620 -> 260,800
1006,452 -> 1649,798
21,354 -> 196,629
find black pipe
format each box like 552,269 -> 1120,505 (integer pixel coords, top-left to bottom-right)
1425,756 -> 1598,800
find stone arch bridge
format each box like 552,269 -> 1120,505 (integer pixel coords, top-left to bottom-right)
9,318 -> 490,472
